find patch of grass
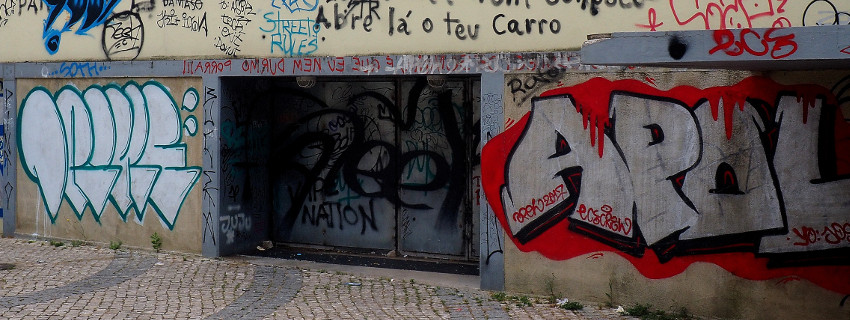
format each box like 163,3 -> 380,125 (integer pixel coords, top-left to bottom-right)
544,275 -> 561,303
109,240 -> 122,250
70,240 -> 84,247
625,304 -> 691,320
491,292 -> 507,302
516,295 -> 533,307
49,240 -> 64,247
625,304 -> 653,317
559,301 -> 584,311
604,281 -> 615,308
489,292 -> 534,308
150,232 -> 163,252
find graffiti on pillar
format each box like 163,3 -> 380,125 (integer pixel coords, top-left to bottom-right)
0,80 -> 5,219
17,81 -> 201,229
202,85 -> 219,246
480,91 -> 504,264
0,80 -> 6,177
482,76 -> 850,294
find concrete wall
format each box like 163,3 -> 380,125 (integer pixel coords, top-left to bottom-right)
15,77 -> 204,252
0,0 -> 839,62
481,69 -> 850,318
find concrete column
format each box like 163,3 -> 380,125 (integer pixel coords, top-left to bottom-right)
479,72 -> 505,291
201,75 -> 222,257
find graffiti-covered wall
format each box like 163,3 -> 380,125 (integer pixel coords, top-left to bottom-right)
218,77 -> 480,257
15,77 -> 204,252
482,70 -> 850,318
0,0 -> 844,62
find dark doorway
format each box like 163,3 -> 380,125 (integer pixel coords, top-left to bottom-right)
219,76 -> 480,261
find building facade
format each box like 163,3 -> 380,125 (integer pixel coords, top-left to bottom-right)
1,1 -> 849,318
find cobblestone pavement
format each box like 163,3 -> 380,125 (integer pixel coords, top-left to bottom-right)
0,238 -> 635,319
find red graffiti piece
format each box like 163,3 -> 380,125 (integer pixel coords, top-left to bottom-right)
668,0 -> 786,30
511,184 -> 567,223
772,17 -> 791,28
482,76 -> 850,295
645,77 -> 657,86
241,58 -> 286,75
183,60 -> 232,75
292,57 -> 323,73
588,252 -> 604,259
577,204 -> 632,236
842,46 -> 850,55
709,28 -> 797,60
792,223 -> 850,246
636,8 -> 664,31
505,118 -> 516,129
792,226 -> 819,246
541,77 -> 835,144
351,56 -> 381,74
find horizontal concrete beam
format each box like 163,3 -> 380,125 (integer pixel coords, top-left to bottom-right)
581,25 -> 850,70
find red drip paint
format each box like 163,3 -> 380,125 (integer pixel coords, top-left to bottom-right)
540,77 -> 836,145
483,76 -> 850,295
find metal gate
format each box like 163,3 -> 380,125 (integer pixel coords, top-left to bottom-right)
220,76 -> 480,260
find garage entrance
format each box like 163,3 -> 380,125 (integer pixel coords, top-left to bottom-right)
219,76 -> 480,261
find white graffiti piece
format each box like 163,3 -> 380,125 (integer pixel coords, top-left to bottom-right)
502,93 -> 850,256
501,96 -> 633,244
761,96 -> 850,253
18,81 -> 201,230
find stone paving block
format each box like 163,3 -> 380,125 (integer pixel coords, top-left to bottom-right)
0,238 -> 646,319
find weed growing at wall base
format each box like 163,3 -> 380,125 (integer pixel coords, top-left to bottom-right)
559,301 -> 583,310
490,292 -> 535,307
625,303 -> 692,320
151,233 -> 163,252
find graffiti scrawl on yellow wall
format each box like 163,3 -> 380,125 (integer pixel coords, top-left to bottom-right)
0,0 -> 844,61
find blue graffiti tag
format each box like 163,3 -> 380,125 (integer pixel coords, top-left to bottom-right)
42,0 -> 122,54
271,0 -> 318,12
260,12 -> 319,56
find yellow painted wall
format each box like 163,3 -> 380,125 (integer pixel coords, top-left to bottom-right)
0,0 -> 832,62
